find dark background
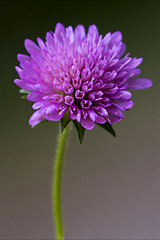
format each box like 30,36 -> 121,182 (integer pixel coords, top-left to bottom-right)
0,0 -> 159,239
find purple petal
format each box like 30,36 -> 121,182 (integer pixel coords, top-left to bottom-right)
17,54 -> 31,63
18,54 -> 39,75
55,23 -> 65,34
46,105 -> 67,121
108,114 -> 123,123
88,110 -> 97,122
127,78 -> 152,90
125,69 -> 141,79
102,32 -> 111,46
64,95 -> 74,105
101,71 -> 117,82
109,31 -> 122,46
46,104 -> 67,116
111,99 -> 134,110
119,43 -> 126,57
66,26 -> 74,43
29,109 -> 46,126
25,39 -> 41,55
46,112 -> 63,121
27,92 -> 44,102
92,106 -> 108,117
74,25 -> 86,40
55,23 -> 66,43
107,107 -> 124,118
69,106 -> 79,120
52,94 -> 64,104
14,79 -> 36,91
46,104 -> 57,115
95,115 -> 106,124
32,102 -> 44,110
15,66 -> 37,83
98,106 -> 108,117
35,84 -> 52,93
114,57 -> 132,72
32,101 -> 52,110
123,58 -> 143,70
46,32 -> 55,51
80,99 -> 92,109
80,116 -> 95,130
37,37 -> 46,49
110,90 -> 132,100
87,25 -> 99,43
107,107 -> 124,123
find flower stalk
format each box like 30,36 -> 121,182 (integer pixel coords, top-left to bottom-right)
52,124 -> 70,240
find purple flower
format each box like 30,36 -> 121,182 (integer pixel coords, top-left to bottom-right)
14,23 -> 152,130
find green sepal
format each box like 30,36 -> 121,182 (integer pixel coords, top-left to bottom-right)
31,119 -> 50,128
97,122 -> 116,137
73,120 -> 85,144
60,110 -> 71,133
19,89 -> 31,94
19,89 -> 31,99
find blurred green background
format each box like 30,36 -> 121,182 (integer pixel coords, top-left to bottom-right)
0,0 -> 159,239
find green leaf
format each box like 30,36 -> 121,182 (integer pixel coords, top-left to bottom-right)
97,122 -> 116,137
19,89 -> 31,99
31,119 -> 50,128
60,110 -> 71,133
73,120 -> 85,144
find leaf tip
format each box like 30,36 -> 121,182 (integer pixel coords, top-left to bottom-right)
96,122 -> 116,138
73,120 -> 85,144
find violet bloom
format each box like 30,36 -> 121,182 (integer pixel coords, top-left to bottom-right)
14,23 -> 152,130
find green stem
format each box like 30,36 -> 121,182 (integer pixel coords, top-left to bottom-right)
52,124 -> 70,240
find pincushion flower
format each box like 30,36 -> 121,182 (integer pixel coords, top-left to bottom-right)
14,23 -> 152,240
14,23 -> 152,133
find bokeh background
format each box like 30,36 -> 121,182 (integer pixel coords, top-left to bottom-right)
0,0 -> 160,239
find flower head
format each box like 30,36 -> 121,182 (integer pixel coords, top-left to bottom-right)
14,23 -> 152,131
